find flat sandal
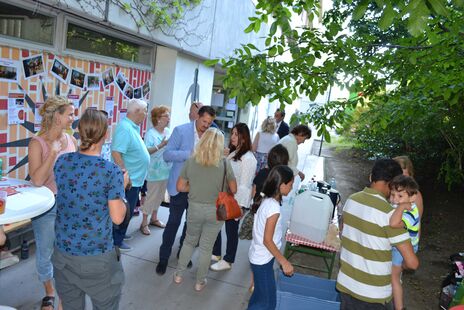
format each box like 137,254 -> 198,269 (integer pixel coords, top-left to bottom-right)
139,224 -> 151,235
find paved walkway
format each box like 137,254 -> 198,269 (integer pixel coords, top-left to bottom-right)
0,139 -> 326,309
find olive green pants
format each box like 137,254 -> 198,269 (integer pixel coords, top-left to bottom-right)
176,201 -> 224,283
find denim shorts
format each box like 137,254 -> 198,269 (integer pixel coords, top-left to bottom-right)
392,244 -> 418,266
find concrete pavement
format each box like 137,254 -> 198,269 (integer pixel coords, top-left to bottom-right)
0,138 -> 329,309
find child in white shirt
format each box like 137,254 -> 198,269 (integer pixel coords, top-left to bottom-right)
248,165 -> 295,310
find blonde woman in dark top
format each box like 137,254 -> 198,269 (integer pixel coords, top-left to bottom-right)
174,128 -> 237,291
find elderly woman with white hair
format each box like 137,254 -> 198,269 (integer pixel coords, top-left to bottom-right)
252,117 -> 279,173
111,98 -> 150,251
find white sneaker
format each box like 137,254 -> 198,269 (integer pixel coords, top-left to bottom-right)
211,255 -> 221,262
210,259 -> 231,271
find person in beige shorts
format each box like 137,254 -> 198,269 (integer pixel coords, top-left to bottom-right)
140,106 -> 172,235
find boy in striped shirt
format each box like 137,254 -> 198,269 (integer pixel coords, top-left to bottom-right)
389,175 -> 421,310
336,159 -> 419,309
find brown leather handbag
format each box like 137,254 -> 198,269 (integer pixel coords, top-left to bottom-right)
216,159 -> 241,221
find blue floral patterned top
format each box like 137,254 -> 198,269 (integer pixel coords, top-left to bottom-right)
54,152 -> 125,256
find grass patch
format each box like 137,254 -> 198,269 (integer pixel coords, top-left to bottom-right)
325,135 -> 355,151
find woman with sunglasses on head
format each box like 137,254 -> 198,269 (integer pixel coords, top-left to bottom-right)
52,109 -> 129,309
28,96 -> 77,310
211,123 -> 257,271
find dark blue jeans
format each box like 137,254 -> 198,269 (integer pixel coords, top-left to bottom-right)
159,192 -> 188,262
248,259 -> 276,310
212,218 -> 240,263
113,186 -> 140,246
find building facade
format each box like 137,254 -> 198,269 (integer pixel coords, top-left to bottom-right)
0,0 -> 266,178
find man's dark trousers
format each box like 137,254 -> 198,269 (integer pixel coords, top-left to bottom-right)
113,186 -> 140,246
159,192 -> 188,262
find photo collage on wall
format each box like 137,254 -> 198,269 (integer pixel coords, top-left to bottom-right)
3,53 -> 151,99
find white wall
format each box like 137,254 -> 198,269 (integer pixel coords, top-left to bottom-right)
209,0 -> 267,59
49,0 -> 265,61
148,46 -> 178,129
169,54 -> 214,129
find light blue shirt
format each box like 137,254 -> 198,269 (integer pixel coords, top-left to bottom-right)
111,117 -> 150,187
145,127 -> 172,182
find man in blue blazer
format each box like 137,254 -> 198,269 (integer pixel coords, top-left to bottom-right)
275,108 -> 290,139
156,105 -> 216,275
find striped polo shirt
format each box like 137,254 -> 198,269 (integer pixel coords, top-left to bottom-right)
400,203 -> 420,246
336,187 -> 410,304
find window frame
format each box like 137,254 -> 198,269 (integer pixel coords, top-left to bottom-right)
0,0 -> 58,51
63,16 -> 155,71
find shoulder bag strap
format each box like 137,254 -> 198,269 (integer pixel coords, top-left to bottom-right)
221,158 -> 227,192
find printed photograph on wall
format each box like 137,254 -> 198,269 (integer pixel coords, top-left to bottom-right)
51,57 -> 70,84
142,81 -> 150,98
105,96 -> 114,127
115,71 -> 127,92
123,84 -> 134,99
0,59 -> 20,83
86,74 -> 101,90
133,87 -> 142,99
102,68 -> 114,88
70,69 -> 85,89
22,54 -> 45,79
8,93 -> 26,125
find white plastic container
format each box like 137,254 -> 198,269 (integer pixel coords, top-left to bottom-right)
289,191 -> 333,243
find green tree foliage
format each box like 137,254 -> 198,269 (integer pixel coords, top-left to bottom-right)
117,0 -> 202,28
218,0 -> 464,187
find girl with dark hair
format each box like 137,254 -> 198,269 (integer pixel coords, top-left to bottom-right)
239,144 -> 289,241
248,165 -> 295,310
211,123 -> 257,271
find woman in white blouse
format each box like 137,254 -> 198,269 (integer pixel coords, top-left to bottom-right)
252,117 -> 279,173
211,123 -> 257,271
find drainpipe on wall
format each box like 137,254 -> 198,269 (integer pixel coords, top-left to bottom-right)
104,0 -> 110,22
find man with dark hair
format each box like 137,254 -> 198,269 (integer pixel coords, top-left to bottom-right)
278,124 -> 311,180
336,159 -> 419,309
156,104 -> 216,275
274,108 -> 289,139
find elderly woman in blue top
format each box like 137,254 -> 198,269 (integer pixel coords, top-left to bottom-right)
139,105 -> 172,235
52,109 -> 129,310
111,98 -> 150,251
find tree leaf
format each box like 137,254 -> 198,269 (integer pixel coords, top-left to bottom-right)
270,21 -> 278,36
254,21 -> 261,33
379,4 -> 395,30
323,130 -> 331,143
247,43 -> 259,51
269,46 -> 277,57
244,23 -> 254,33
243,45 -> 251,56
353,0 -> 369,20
427,0 -> 449,16
204,59 -> 219,67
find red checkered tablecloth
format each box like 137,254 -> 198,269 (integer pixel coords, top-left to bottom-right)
285,231 -> 338,252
